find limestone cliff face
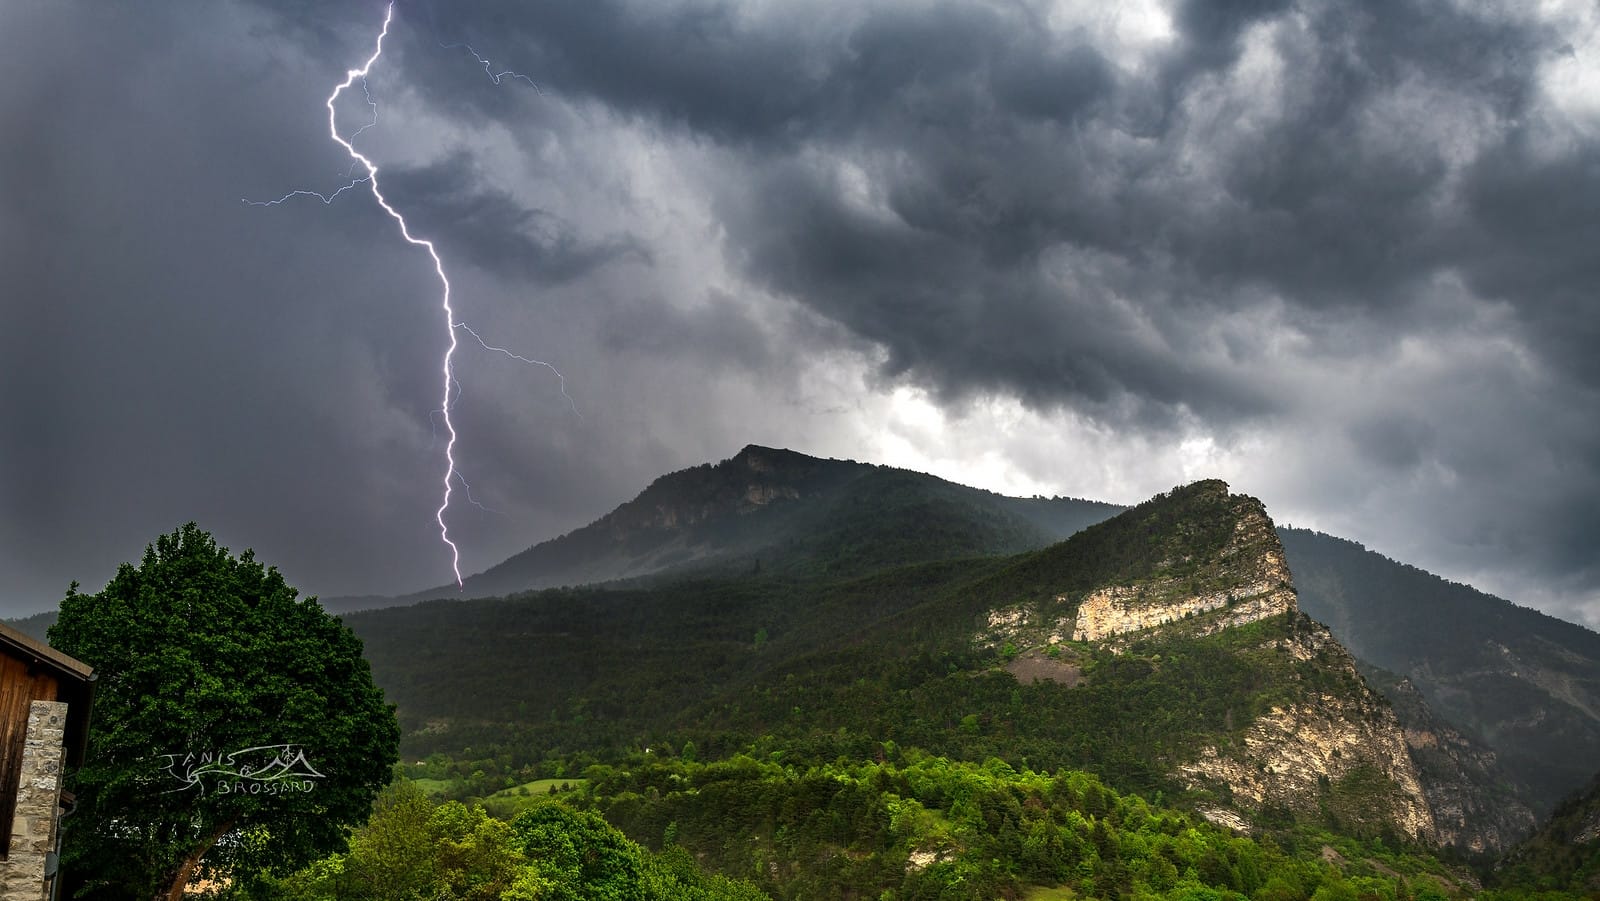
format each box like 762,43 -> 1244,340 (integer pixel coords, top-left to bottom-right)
1280,526 -> 1600,818
1144,496 -> 1441,841
1179,621 -> 1438,842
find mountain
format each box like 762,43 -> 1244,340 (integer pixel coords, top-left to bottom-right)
969,480 -> 1437,841
1281,527 -> 1600,816
380,443 -> 1598,826
353,444 -> 1596,826
322,444 -> 1120,611
4,609 -> 55,642
346,479 -> 1443,844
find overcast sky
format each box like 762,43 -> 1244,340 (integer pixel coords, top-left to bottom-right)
2,0 -> 1597,627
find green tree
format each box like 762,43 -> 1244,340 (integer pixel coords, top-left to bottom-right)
49,524 -> 399,901
508,803 -> 646,901
426,799 -> 526,899
340,779 -> 438,900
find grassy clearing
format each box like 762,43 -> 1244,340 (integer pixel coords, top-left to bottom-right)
480,778 -> 590,818
489,778 -> 588,798
409,778 -> 452,796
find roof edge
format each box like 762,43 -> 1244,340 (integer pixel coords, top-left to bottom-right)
0,619 -> 93,680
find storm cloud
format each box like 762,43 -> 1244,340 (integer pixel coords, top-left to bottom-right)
2,0 -> 1597,628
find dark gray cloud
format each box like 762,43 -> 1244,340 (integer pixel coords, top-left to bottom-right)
3,0 -> 1598,629
597,291 -> 775,374
1460,135 -> 1600,382
381,154 -> 646,283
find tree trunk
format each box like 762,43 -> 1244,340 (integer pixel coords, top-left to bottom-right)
159,818 -> 235,901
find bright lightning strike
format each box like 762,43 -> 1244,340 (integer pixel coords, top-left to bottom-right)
247,3 -> 567,589
319,4 -> 471,587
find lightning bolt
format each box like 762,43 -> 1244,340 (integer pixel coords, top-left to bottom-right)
242,178 -> 369,207
453,471 -> 502,515
456,321 -> 578,417
308,4 -> 473,586
246,4 -> 565,589
442,42 -> 546,93
246,77 -> 379,208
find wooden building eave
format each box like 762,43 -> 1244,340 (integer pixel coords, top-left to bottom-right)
0,622 -> 92,683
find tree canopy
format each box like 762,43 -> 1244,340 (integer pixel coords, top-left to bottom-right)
254,781 -> 770,901
49,523 -> 399,900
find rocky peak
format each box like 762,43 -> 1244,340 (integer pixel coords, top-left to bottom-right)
608,446 -> 855,536
733,444 -> 789,474
980,482 -> 1297,653
977,481 -> 1441,843
1070,491 -> 1296,644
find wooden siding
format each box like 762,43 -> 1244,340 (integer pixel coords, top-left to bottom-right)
0,656 -> 59,858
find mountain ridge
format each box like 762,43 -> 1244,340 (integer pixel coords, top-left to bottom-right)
967,480 -> 1438,840
341,478 -> 1458,847
322,444 -> 1119,611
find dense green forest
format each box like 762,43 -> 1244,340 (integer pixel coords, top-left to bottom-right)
583,752 -> 1462,900
245,756 -> 1599,901
357,482 -> 1291,762
352,505 -> 1342,811
243,778 -> 768,900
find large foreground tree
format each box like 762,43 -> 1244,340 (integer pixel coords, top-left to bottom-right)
49,523 -> 399,901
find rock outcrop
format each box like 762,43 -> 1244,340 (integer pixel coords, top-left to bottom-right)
1281,526 -> 1600,817
1361,667 -> 1537,852
1068,499 -> 1294,643
980,481 -> 1443,843
981,484 -> 1297,654
1180,620 -> 1438,842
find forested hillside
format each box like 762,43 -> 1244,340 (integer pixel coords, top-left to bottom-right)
1494,770 -> 1600,896
258,479 -> 1593,898
1283,528 -> 1600,814
350,483 -> 1435,845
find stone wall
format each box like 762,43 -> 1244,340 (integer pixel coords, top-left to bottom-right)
0,701 -> 67,901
